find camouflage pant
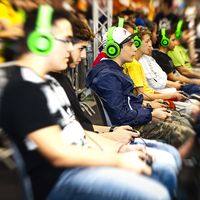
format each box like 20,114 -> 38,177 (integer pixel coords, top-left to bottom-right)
133,110 -> 195,148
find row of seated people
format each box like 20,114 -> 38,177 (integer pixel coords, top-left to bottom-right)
0,4 -> 199,200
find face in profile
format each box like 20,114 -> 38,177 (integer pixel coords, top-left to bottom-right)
139,34 -> 152,55
121,39 -> 137,63
49,18 -> 73,72
69,41 -> 88,68
168,34 -> 177,51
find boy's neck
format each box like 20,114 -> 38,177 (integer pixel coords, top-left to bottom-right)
112,57 -> 123,67
159,46 -> 168,54
16,53 -> 48,79
135,51 -> 143,60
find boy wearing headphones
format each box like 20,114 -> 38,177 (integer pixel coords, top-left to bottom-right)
86,26 -> 195,159
152,29 -> 200,94
48,16 -> 185,199
0,6 -> 174,200
167,20 -> 200,78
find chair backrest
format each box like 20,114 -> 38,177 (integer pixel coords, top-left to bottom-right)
92,92 -> 113,126
10,142 -> 34,200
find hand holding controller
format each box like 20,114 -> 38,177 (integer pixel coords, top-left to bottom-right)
145,154 -> 153,167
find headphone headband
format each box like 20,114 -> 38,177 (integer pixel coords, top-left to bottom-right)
175,19 -> 183,39
118,17 -> 124,28
36,4 -> 53,32
27,4 -> 54,55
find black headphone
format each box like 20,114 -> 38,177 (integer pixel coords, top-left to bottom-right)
27,4 -> 54,55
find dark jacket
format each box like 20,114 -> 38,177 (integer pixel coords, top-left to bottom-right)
49,72 -> 94,131
86,60 -> 152,126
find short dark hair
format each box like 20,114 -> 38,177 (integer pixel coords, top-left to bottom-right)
163,0 -> 173,8
137,26 -> 151,40
67,14 -> 94,43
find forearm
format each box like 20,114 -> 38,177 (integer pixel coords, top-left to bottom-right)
168,73 -> 193,84
142,92 -> 173,100
93,125 -> 110,133
166,80 -> 177,88
28,126 -> 120,168
51,143 -> 120,168
180,68 -> 200,79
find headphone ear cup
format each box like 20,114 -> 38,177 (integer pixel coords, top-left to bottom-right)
161,36 -> 170,47
160,28 -> 170,47
105,41 -> 121,58
133,36 -> 142,48
27,5 -> 54,55
27,31 -> 54,55
175,31 -> 181,39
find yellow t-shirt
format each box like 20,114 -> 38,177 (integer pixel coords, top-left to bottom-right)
0,0 -> 25,63
0,0 -> 25,26
123,58 -> 154,94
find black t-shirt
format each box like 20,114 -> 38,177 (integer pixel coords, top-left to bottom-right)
0,66 -> 85,200
50,72 -> 94,131
152,50 -> 176,75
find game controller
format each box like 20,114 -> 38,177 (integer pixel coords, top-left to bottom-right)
145,154 -> 153,167
162,101 -> 169,106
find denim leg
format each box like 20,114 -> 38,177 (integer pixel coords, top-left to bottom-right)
151,161 -> 177,198
48,167 -> 170,200
133,138 -> 182,171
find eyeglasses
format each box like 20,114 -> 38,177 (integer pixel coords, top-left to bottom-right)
54,37 -> 72,44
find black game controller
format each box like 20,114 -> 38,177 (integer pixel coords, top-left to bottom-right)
162,101 -> 169,105
145,154 -> 153,167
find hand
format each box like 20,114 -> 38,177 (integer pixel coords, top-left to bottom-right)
172,81 -> 183,89
117,151 -> 152,175
172,91 -> 187,101
149,99 -> 164,108
193,79 -> 200,85
152,107 -> 172,121
111,125 -> 140,143
118,144 -> 147,154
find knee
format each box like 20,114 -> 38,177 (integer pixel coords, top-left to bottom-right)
152,164 -> 177,197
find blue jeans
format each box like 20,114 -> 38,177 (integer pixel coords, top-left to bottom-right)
133,138 -> 182,172
48,167 -> 170,200
181,84 -> 200,96
132,138 -> 182,197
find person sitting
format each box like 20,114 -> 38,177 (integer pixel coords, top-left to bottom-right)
86,25 -> 195,159
123,26 -> 200,121
48,16 -> 183,198
0,6 -> 176,200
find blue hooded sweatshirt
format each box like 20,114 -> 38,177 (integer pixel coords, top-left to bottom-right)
86,60 -> 152,126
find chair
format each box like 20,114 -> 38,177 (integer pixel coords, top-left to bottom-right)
92,91 -> 113,126
10,142 -> 34,200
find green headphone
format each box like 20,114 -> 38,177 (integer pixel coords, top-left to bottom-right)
105,26 -> 121,58
160,28 -> 170,47
175,19 -> 183,39
27,4 -> 54,55
105,17 -> 125,58
118,18 -> 142,48
118,17 -> 124,28
133,27 -> 142,48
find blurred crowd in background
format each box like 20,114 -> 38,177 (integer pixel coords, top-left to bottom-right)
0,0 -> 200,65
